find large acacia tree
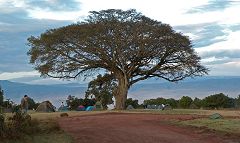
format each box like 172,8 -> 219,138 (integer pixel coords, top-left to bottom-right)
27,9 -> 208,110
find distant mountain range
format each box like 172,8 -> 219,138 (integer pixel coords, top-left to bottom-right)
0,76 -> 240,107
0,80 -> 87,107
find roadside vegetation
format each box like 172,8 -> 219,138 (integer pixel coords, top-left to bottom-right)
0,111 -> 73,143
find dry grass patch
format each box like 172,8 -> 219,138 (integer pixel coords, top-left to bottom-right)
178,118 -> 240,134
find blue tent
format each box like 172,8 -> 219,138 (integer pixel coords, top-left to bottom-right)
76,105 -> 85,111
85,106 -> 95,111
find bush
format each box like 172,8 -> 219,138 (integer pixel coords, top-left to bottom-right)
0,111 -> 40,140
0,113 -> 5,137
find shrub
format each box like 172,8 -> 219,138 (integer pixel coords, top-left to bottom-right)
0,113 -> 5,137
60,113 -> 69,117
0,111 -> 40,140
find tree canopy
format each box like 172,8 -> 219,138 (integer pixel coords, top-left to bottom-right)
27,9 -> 208,109
201,93 -> 231,109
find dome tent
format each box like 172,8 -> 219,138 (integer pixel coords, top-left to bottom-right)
36,101 -> 55,112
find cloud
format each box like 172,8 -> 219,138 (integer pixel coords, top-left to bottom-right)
208,59 -> 240,76
0,71 -> 39,80
0,1 -> 73,74
196,30 -> 240,54
195,30 -> 240,75
26,0 -> 81,11
175,22 -> 228,48
187,0 -> 238,13
1,0 -> 240,82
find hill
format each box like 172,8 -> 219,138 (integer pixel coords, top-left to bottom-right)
1,76 -> 240,107
129,76 -> 240,102
0,80 -> 87,107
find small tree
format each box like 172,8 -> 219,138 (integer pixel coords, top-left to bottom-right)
85,74 -> 115,110
202,93 -> 230,109
192,97 -> 202,109
179,96 -> 193,109
125,98 -> 139,108
27,9 -> 208,109
0,86 -> 3,107
66,95 -> 84,110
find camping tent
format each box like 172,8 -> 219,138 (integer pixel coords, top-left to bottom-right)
85,106 -> 95,111
36,101 -> 55,112
58,106 -> 69,111
126,105 -> 134,110
157,105 -> 164,110
95,101 -> 102,110
163,104 -> 172,110
76,105 -> 85,111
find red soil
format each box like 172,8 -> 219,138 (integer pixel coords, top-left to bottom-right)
58,113 -> 239,143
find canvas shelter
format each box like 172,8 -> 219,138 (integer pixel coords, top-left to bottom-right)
147,105 -> 152,109
85,106 -> 95,111
36,101 -> 55,112
126,105 -> 134,110
163,104 -> 172,110
77,105 -> 85,111
95,101 -> 102,110
58,106 -> 69,111
157,105 -> 164,110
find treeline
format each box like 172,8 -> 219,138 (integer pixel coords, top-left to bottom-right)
143,93 -> 240,109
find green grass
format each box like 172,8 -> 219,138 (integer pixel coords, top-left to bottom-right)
1,115 -> 74,143
123,109 -> 240,117
2,131 -> 73,143
125,109 -> 207,115
176,118 -> 240,134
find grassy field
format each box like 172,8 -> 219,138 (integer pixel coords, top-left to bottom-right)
3,111 -> 110,143
126,109 -> 240,134
3,109 -> 240,143
123,108 -> 240,117
178,118 -> 240,134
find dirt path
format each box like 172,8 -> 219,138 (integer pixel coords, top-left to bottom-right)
58,113 -> 238,143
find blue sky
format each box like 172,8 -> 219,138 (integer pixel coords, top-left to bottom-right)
0,0 -> 240,84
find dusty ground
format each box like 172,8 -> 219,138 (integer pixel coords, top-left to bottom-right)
58,113 -> 240,143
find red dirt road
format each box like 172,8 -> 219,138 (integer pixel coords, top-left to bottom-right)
58,113 -> 239,143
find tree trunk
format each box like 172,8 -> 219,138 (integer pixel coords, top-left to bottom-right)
114,76 -> 129,110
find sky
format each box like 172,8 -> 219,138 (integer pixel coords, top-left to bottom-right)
0,0 -> 240,84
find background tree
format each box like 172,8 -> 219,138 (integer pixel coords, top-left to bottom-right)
235,95 -> 240,108
202,93 -> 230,109
165,98 -> 178,108
125,98 -> 139,108
66,95 -> 84,110
0,86 -> 3,107
143,97 -> 166,105
191,97 -> 202,109
85,74 -> 115,110
179,96 -> 193,109
27,9 -> 208,110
